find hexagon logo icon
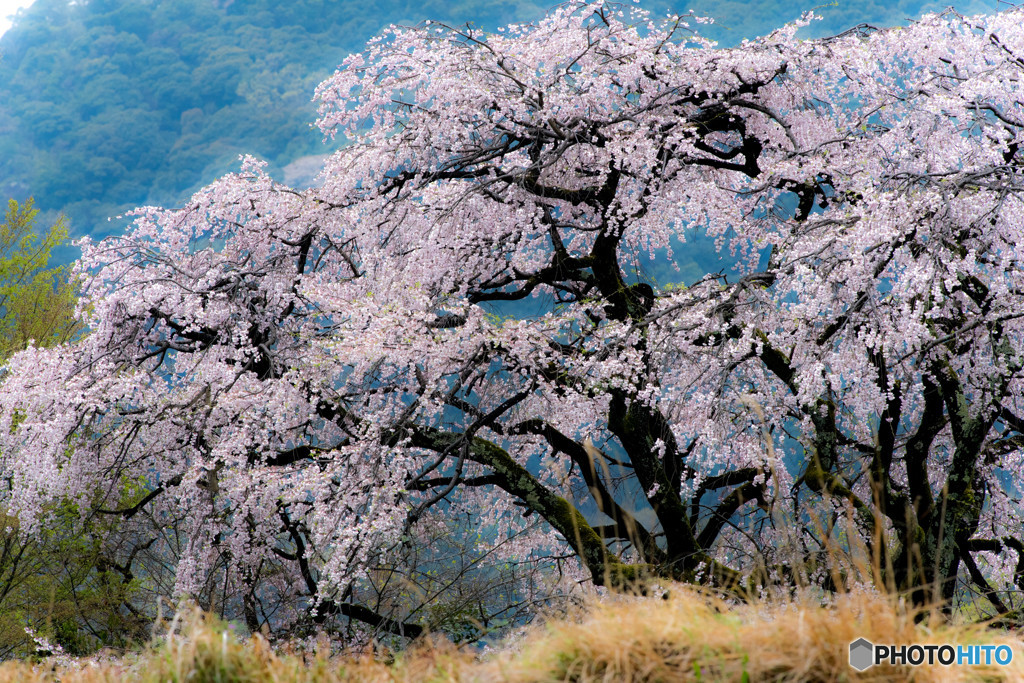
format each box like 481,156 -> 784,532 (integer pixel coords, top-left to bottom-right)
849,638 -> 874,671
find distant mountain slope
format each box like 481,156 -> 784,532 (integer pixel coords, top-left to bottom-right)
0,0 -> 551,239
0,0 -> 1000,243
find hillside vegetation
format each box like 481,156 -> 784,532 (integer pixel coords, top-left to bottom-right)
0,0 -> 548,239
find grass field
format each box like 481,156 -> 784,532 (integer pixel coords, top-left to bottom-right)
1,585 -> 1021,682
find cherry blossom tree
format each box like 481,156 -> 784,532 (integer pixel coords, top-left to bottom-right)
2,1 -> 1024,638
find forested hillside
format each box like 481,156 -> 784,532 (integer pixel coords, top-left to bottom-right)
0,0 -> 999,243
0,0 -> 554,239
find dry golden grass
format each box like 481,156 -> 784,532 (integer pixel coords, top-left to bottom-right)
477,587 -> 1024,682
1,585 -> 1021,682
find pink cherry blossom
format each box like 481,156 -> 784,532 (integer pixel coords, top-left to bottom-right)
2,1 -> 1024,639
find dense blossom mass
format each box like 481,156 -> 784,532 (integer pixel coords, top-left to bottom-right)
2,1 -> 1024,640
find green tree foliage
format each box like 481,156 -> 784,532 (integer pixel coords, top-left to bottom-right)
0,504 -> 150,658
0,199 -> 79,360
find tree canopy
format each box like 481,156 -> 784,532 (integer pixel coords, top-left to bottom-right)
1,1 -> 1024,642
